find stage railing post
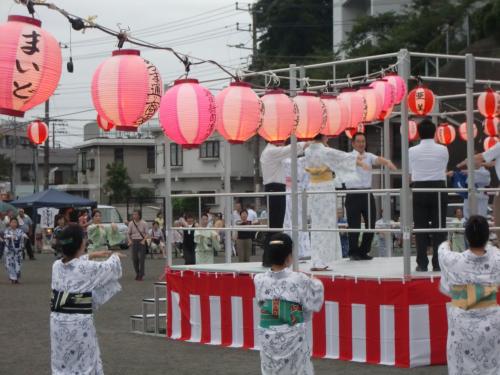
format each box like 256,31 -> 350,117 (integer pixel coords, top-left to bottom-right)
383,117 -> 393,257
465,53 -> 477,215
164,137 -> 173,268
397,49 -> 412,278
224,140 -> 232,264
290,64 -> 299,271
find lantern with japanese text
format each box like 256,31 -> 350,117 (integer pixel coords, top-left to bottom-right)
358,86 -> 383,123
338,89 -> 365,128
292,92 -> 326,140
482,117 -> 499,137
0,15 -> 62,117
97,114 -> 114,132
345,123 -> 365,139
92,49 -> 162,132
400,120 -> 419,141
320,94 -> 349,137
435,123 -> 456,145
215,82 -> 262,143
458,122 -> 477,141
369,79 -> 395,120
477,88 -> 500,118
385,73 -> 406,104
159,79 -> 216,148
258,89 -> 297,144
408,85 -> 435,116
484,136 -> 499,151
27,120 -> 48,145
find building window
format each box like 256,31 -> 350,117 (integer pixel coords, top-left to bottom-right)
199,141 -> 219,159
170,143 -> 183,166
20,166 -> 31,182
198,190 -> 216,206
81,151 -> 87,172
114,147 -> 124,164
146,146 -> 155,170
54,170 -> 63,185
5,135 -> 14,147
162,144 -> 166,167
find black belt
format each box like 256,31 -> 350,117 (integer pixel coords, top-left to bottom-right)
51,290 -> 93,314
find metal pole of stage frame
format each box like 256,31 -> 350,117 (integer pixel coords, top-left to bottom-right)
224,140 -> 232,264
164,138 -> 173,268
382,117 -> 393,256
397,49 -> 412,277
465,54 -> 477,215
289,64 -> 299,271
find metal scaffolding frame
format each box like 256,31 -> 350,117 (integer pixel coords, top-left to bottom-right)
164,49 -> 500,278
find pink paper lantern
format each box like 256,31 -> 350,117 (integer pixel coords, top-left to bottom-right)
369,79 -> 395,120
293,92 -> 326,140
458,122 -> 477,141
484,136 -> 499,151
400,120 -> 419,141
92,49 -> 162,132
408,85 -> 435,116
159,79 -> 216,148
358,86 -> 383,123
320,94 -> 349,137
477,88 -> 500,118
97,114 -> 115,132
258,89 -> 297,144
215,82 -> 262,144
385,73 -> 406,104
345,123 -> 365,139
338,89 -> 365,128
27,119 -> 48,145
0,15 -> 62,117
482,117 -> 499,136
435,123 -> 456,145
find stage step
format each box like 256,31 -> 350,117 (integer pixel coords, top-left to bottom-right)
130,313 -> 167,334
143,297 -> 166,303
130,281 -> 168,336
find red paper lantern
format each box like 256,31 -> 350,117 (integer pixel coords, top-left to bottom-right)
320,94 -> 349,137
458,122 -> 477,141
345,123 -> 365,139
408,85 -> 435,116
484,136 -> 499,151
258,89 -> 297,144
338,89 -> 365,128
215,82 -> 262,144
369,79 -> 395,120
92,49 -> 162,132
385,73 -> 406,104
400,120 -> 419,141
293,92 -> 326,140
477,88 -> 500,118
27,120 -> 48,145
0,16 -> 62,117
159,79 -> 216,148
97,114 -> 114,132
435,123 -> 456,145
482,117 -> 499,137
358,86 -> 383,123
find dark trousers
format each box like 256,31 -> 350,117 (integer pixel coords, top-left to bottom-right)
25,237 -> 34,259
131,239 -> 146,278
346,191 -> 376,257
412,181 -> 447,269
262,183 -> 286,266
183,244 -> 195,265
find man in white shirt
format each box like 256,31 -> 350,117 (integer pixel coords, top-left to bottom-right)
344,133 -> 397,260
260,141 -> 307,266
245,203 -> 258,223
409,119 -> 449,272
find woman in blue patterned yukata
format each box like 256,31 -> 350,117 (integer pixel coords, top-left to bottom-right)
3,217 -> 27,284
50,224 -> 126,374
254,233 -> 324,375
439,215 -> 500,375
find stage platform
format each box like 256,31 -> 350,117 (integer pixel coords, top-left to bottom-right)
165,256 -> 459,368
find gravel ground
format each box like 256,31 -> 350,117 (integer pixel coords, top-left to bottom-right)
0,250 -> 448,374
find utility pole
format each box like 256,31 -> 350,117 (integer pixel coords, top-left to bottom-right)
44,99 -> 50,190
11,119 -> 17,197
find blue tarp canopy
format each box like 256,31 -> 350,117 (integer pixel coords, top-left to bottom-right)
10,189 -> 97,209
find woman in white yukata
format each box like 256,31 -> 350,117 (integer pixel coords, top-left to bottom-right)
305,134 -> 367,270
50,223 -> 126,375
3,217 -> 27,284
438,215 -> 500,375
254,233 -> 324,375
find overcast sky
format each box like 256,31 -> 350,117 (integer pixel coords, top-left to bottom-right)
0,0 -> 255,147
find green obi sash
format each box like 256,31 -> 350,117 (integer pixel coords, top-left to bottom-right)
259,299 -> 304,328
451,284 -> 498,310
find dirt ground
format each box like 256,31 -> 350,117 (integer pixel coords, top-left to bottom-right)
0,250 -> 448,375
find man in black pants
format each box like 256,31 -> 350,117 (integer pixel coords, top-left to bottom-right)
345,133 -> 397,260
182,215 -> 196,265
409,119 -> 449,272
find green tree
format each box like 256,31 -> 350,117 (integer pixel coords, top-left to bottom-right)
0,154 -> 11,180
103,162 -> 131,204
132,187 -> 155,204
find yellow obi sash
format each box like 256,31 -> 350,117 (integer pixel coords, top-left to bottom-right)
305,166 -> 333,183
450,284 -> 498,310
